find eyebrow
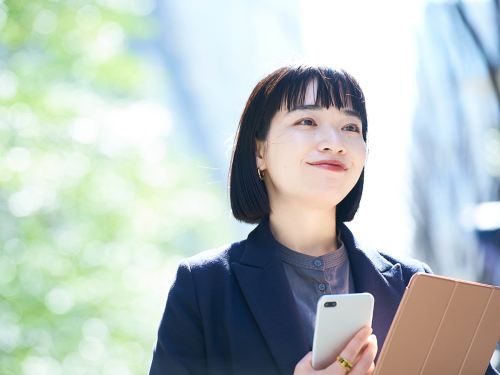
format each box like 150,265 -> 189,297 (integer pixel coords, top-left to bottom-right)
287,105 -> 362,121
340,109 -> 363,122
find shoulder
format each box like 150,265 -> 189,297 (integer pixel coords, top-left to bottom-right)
346,231 -> 432,286
377,251 -> 433,275
179,239 -> 247,276
340,222 -> 432,276
372,247 -> 433,286
167,240 -> 248,307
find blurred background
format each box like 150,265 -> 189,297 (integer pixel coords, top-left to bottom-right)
0,0 -> 499,373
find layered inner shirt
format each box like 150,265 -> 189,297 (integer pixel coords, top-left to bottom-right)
277,230 -> 355,349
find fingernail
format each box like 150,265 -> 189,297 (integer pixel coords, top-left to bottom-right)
365,327 -> 372,335
371,334 -> 377,342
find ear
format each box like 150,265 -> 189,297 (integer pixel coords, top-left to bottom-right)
255,138 -> 266,170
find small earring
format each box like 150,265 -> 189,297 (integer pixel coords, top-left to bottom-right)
257,169 -> 265,180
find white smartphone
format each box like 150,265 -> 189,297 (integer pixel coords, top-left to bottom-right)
311,293 -> 374,370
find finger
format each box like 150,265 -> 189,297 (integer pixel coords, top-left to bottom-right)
324,326 -> 372,374
351,338 -> 370,365
339,326 -> 372,365
294,351 -> 313,375
366,362 -> 375,375
349,335 -> 377,375
353,334 -> 374,365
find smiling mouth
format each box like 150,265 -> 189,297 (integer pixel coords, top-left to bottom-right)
308,160 -> 347,172
309,163 -> 346,172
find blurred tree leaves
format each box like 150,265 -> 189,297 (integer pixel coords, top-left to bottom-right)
0,1 -> 235,374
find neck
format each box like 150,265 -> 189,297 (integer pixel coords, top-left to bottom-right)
268,203 -> 340,257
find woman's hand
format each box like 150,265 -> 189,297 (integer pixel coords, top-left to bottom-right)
294,326 -> 377,375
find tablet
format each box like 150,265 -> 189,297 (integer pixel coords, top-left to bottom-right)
374,273 -> 500,375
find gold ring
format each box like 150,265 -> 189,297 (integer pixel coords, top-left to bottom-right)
337,356 -> 353,371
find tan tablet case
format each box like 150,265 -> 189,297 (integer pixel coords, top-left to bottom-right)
374,273 -> 500,375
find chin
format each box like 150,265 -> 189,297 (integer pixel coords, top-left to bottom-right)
300,190 -> 344,210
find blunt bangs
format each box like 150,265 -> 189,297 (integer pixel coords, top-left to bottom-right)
230,63 -> 368,224
258,65 -> 367,142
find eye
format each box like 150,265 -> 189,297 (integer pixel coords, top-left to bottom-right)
343,124 -> 361,133
295,118 -> 316,126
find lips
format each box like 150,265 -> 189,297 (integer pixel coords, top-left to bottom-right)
308,159 -> 347,172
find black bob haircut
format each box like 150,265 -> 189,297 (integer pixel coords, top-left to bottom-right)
229,62 -> 368,224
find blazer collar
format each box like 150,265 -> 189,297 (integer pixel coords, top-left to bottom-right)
233,217 -> 407,370
239,216 -> 279,268
232,217 -> 309,374
338,222 -> 407,361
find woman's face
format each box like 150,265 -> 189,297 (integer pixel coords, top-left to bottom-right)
256,80 -> 367,211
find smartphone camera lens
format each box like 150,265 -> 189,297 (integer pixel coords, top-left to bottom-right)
324,302 -> 337,307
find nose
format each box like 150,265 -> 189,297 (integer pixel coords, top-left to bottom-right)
317,126 -> 346,154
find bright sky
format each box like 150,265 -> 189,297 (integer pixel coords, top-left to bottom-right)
300,0 -> 423,256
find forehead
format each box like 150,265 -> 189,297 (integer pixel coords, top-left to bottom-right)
303,79 -> 320,103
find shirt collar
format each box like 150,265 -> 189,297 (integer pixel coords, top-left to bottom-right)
276,230 -> 348,270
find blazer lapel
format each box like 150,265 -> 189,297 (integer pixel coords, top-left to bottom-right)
339,223 -> 407,362
232,217 -> 310,375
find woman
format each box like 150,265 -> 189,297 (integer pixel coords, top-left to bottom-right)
149,63 -> 499,375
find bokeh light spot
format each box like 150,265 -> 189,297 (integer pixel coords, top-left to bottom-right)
44,83 -> 70,115
131,0 -> 156,16
121,265 -> 146,291
0,7 -> 8,31
33,10 -> 58,35
103,358 -> 131,375
40,252 -> 72,277
71,118 -> 99,144
83,240 -> 108,266
88,22 -> 125,64
0,157 -> 15,181
0,70 -> 19,100
61,352 -> 87,375
106,242 -> 131,267
76,271 -> 113,303
97,0 -> 130,14
4,238 -> 28,264
76,5 -> 102,31
15,112 -> 40,138
0,256 -> 17,284
134,243 -> 161,270
54,230 -> 83,256
0,318 -> 21,353
22,356 -> 61,375
79,337 -> 104,361
71,89 -> 100,115
62,30 -> 88,55
7,147 -> 31,172
8,190 -> 42,217
119,342 -> 144,365
82,318 -> 109,341
65,152 -> 90,178
45,287 -> 74,314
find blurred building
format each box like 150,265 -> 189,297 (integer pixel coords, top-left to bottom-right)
411,0 -> 500,281
411,1 -> 500,369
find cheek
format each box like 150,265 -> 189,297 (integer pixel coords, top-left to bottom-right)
266,143 -> 294,175
267,131 -> 308,163
265,133 -> 308,180
351,141 -> 367,166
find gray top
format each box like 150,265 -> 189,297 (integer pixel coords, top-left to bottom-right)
277,231 -> 355,349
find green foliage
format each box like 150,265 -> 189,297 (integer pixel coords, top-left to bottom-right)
0,1 -> 236,374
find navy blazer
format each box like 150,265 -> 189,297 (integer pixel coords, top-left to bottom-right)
150,217 -> 499,375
